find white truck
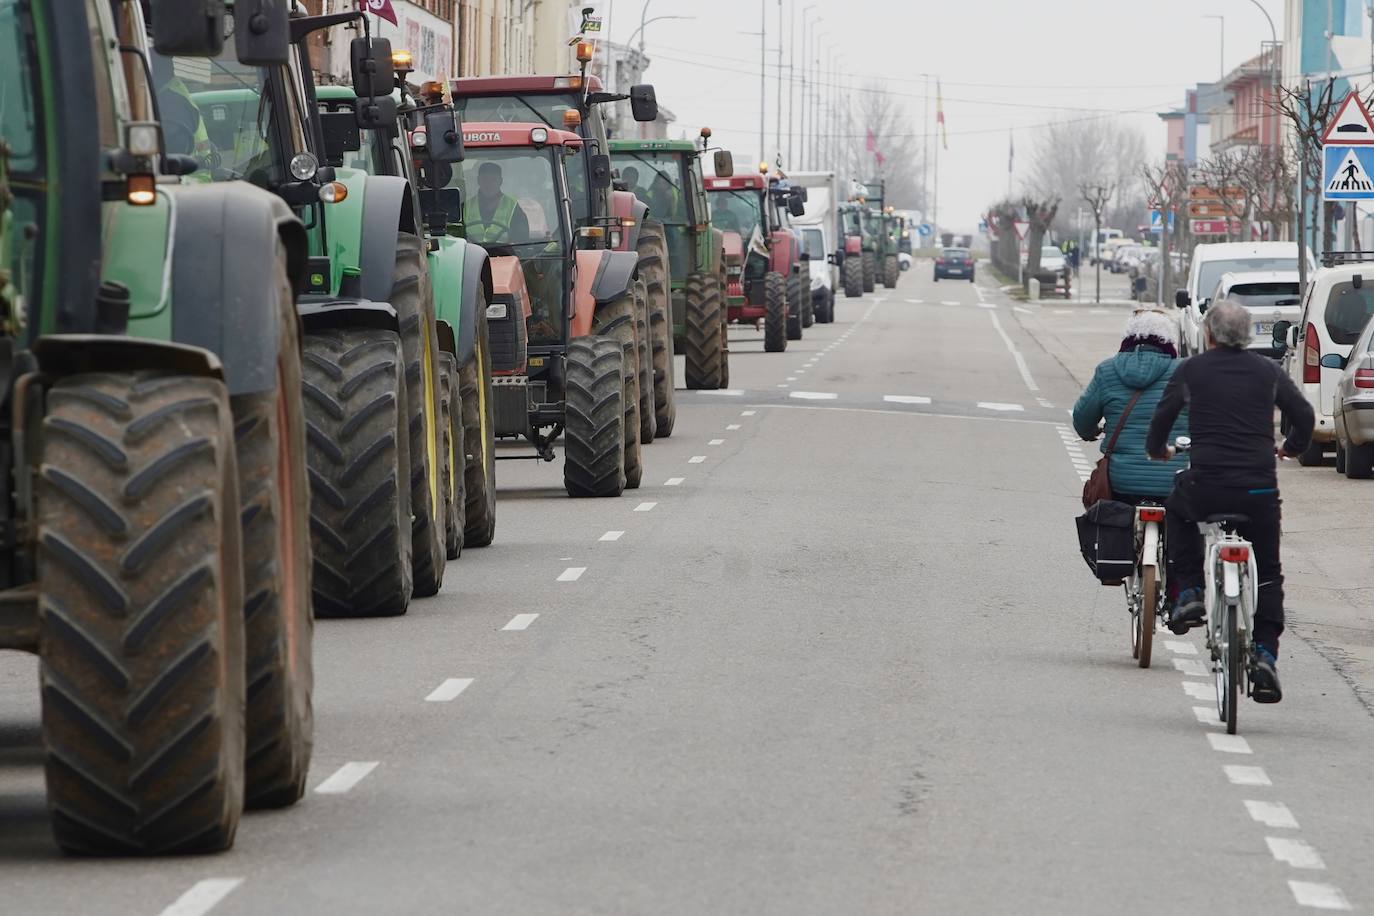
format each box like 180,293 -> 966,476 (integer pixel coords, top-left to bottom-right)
789,171 -> 840,324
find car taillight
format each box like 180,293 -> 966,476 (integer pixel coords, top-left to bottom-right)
1138,507 -> 1165,522
1357,369 -> 1374,388
936,258 -> 945,265
1219,545 -> 1250,563
1303,322 -> 1320,384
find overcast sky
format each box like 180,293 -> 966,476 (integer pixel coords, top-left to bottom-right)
600,0 -> 1284,233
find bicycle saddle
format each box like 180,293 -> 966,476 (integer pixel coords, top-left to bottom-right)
1204,513 -> 1250,528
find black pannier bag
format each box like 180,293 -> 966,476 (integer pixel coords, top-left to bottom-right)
1076,499 -> 1135,583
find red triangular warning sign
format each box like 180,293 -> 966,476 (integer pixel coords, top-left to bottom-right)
1322,91 -> 1374,146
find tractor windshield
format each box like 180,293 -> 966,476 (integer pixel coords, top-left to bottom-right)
0,0 -> 42,314
610,152 -> 689,224
454,148 -> 567,344
708,189 -> 762,239
842,208 -> 862,237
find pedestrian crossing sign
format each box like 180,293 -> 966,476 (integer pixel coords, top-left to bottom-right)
1324,146 -> 1374,200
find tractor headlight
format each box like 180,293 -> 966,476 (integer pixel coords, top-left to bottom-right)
486,302 -> 508,319
289,152 -> 319,181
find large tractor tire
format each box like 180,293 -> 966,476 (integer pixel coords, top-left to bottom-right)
638,220 -> 677,435
786,271 -> 804,341
459,296 -> 497,548
232,281 -> 313,811
393,233 -> 446,598
764,271 -> 787,353
683,271 -> 725,389
843,257 -> 863,298
813,289 -> 832,324
564,336 -> 626,497
799,260 -> 815,328
38,372 -> 245,854
633,275 -> 656,445
439,351 -> 465,561
592,289 -> 644,490
302,328 -> 413,617
862,250 -> 876,292
883,253 -> 899,288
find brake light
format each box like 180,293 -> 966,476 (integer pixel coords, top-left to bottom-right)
936,258 -> 945,265
1219,545 -> 1250,563
1304,322 -> 1320,384
1138,507 -> 1165,522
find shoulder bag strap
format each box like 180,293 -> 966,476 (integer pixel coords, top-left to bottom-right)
1102,389 -> 1144,457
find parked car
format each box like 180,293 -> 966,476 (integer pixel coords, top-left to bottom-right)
1272,260 -> 1374,464
1176,242 -> 1313,356
1205,271 -> 1301,359
934,247 -> 974,281
1036,245 -> 1067,275
1327,312 -> 1374,477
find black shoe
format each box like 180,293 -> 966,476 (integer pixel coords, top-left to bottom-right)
1251,645 -> 1283,704
1168,587 -> 1205,634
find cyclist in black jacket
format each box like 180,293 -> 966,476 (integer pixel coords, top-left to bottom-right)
1146,299 -> 1314,703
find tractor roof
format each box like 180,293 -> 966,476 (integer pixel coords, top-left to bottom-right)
461,122 -> 582,148
450,75 -> 604,96
608,138 -> 697,153
317,85 -> 356,100
705,174 -> 766,191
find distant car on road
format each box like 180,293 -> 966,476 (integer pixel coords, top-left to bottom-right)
934,247 -> 974,281
1204,271 -> 1302,359
1176,242 -> 1312,356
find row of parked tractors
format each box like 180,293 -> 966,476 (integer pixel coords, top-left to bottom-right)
0,0 -> 900,856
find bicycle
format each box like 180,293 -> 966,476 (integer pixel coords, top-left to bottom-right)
1126,502 -> 1167,668
1173,437 -> 1257,734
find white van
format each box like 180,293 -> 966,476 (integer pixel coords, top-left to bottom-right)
1205,271 -> 1302,359
1176,242 -> 1313,355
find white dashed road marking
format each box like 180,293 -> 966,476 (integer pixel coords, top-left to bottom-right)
688,455 -> 706,463
708,438 -> 725,445
741,410 -> 756,415
701,389 -> 745,396
1206,733 -> 1251,754
425,678 -> 473,702
977,402 -> 1024,412
790,391 -> 838,400
1289,881 -> 1352,910
634,502 -> 657,512
726,424 -> 741,430
600,530 -> 625,541
1268,837 -> 1326,870
315,762 -> 379,795
941,300 -> 960,306
786,376 -> 798,381
1173,658 -> 1209,677
1246,800 -> 1299,829
884,395 -> 932,405
158,879 -> 244,916
664,477 -> 684,486
1182,681 -> 1214,700
1165,640 -> 1198,655
503,613 -> 539,631
557,567 -> 586,582
1192,706 -> 1222,726
1224,765 -> 1271,786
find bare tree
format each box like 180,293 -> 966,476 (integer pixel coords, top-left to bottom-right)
1195,153 -> 1250,241
1026,117 -> 1147,234
850,84 -> 924,212
1022,196 -> 1060,282
1141,161 -> 1191,301
1274,78 -> 1337,253
987,199 -> 1021,277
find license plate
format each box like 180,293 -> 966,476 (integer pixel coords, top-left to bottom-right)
1255,321 -> 1274,336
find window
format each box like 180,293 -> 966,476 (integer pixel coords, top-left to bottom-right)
1324,282 -> 1374,346
609,151 -> 689,224
0,0 -> 40,172
83,0 -> 118,150
708,189 -> 761,238
800,227 -> 825,260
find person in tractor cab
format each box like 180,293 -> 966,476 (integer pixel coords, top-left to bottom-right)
465,161 -> 530,244
620,165 -> 641,195
150,52 -> 215,179
648,170 -> 683,223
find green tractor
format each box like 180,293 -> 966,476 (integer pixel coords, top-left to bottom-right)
1,0 -> 315,853
857,179 -> 900,289
608,130 -> 735,392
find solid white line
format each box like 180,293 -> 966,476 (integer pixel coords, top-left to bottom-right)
634,502 -> 657,512
742,410 -> 756,416
1289,881 -> 1351,910
425,678 -> 474,702
1173,658 -> 1209,677
1182,680 -> 1214,700
708,438 -> 725,445
726,424 -> 741,430
790,391 -> 838,400
158,879 -> 244,916
701,389 -> 745,396
503,613 -> 539,631
1246,800 -> 1299,830
767,403 -> 1066,427
600,530 -> 625,541
1207,733 -> 1252,754
1165,639 -> 1198,655
1268,837 -> 1327,870
988,310 -> 1041,393
688,455 -> 706,463
884,395 -> 932,405
557,566 -> 586,582
1192,706 -> 1223,726
314,761 -> 378,795
664,477 -> 684,486
973,284 -> 986,302
1223,765 -> 1270,786
977,402 -> 1025,412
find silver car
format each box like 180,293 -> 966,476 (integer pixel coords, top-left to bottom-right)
1328,312 -> 1374,478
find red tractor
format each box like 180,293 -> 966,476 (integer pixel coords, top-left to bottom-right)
707,169 -> 807,352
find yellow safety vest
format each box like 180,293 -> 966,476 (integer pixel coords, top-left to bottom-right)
465,193 -> 519,243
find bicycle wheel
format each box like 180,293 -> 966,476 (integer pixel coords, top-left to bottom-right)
1137,567 -> 1156,669
1127,579 -> 1140,660
1226,599 -> 1241,734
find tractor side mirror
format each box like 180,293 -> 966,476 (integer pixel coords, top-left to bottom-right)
1271,320 -> 1292,350
424,108 -> 465,163
150,0 -> 224,56
232,0 -> 289,66
320,110 -> 361,166
1174,288 -> 1190,309
356,95 -> 398,131
629,84 -> 658,122
351,37 -> 395,100
796,186 -> 809,202
713,150 -> 734,178
788,193 -> 805,217
590,154 -> 613,190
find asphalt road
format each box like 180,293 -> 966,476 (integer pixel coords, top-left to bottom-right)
3,262 -> 1373,914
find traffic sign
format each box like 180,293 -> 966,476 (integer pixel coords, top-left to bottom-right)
1187,200 -> 1239,218
1323,145 -> 1374,200
1012,220 -> 1029,241
977,219 -> 988,234
917,222 -> 932,237
1148,210 -> 1175,233
1322,91 -> 1374,146
1191,219 -> 1240,236
1188,185 -> 1244,201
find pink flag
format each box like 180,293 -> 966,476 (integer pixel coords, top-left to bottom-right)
865,128 -> 876,154
362,0 -> 398,25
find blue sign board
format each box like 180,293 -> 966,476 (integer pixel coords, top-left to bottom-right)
1323,145 -> 1374,201
1148,210 -> 1175,233
917,223 -> 933,237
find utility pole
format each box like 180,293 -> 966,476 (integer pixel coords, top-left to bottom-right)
1080,182 -> 1113,304
1203,14 -> 1224,80
759,0 -> 765,166
923,75 -> 930,218
787,1 -> 796,165
775,0 -> 783,166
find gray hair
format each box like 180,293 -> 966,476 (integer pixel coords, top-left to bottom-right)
1204,298 -> 1253,349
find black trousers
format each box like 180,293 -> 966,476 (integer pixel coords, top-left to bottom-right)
1165,469 -> 1284,650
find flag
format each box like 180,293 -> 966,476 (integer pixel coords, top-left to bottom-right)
865,128 -> 877,154
936,79 -> 947,149
362,0 -> 398,25
876,150 -> 886,167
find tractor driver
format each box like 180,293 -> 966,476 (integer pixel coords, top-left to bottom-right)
648,170 -> 684,222
149,52 -> 216,180
464,161 -> 530,244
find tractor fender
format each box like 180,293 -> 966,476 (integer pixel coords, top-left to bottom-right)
769,230 -> 796,276
709,227 -> 725,276
571,249 -> 637,338
359,173 -> 418,303
167,183 -> 305,396
488,256 -> 533,319
297,298 -> 400,333
720,230 -> 744,269
34,335 -> 222,381
456,240 -> 494,365
610,190 -> 649,252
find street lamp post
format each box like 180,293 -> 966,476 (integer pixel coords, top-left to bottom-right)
1244,0 -> 1281,239
1080,183 -> 1114,304
1204,14 -> 1225,80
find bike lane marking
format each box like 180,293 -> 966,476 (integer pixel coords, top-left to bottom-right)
1206,733 -> 1252,754
1172,658 -> 1209,676
1289,881 -> 1352,910
1224,765 -> 1272,786
424,678 -> 473,702
634,502 -> 657,512
664,477 -> 685,486
1268,837 -> 1327,870
557,567 -> 586,582
600,530 -> 625,541
1164,639 -> 1198,655
1246,800 -> 1299,829
157,879 -> 244,916
314,761 -> 379,795
503,614 -> 539,631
